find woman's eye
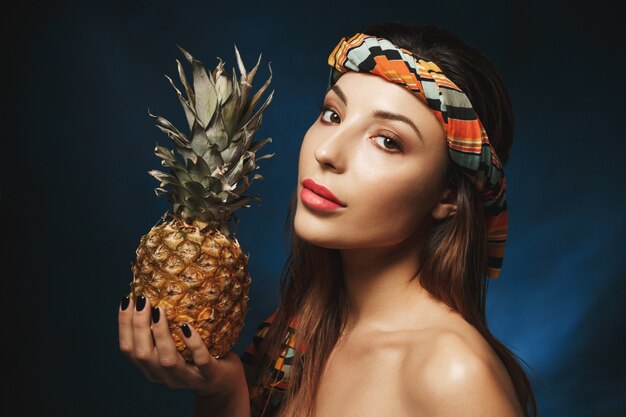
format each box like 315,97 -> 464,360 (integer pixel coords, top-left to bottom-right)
318,104 -> 403,153
373,135 -> 402,152
319,105 -> 340,123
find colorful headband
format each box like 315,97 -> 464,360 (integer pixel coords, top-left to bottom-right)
327,33 -> 507,279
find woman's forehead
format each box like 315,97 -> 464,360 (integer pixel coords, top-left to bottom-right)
325,72 -> 440,131
328,73 -> 424,106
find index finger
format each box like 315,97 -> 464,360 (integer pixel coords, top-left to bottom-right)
118,294 -> 135,355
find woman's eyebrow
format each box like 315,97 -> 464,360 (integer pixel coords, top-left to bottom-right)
329,85 -> 348,105
371,110 -> 423,142
328,84 -> 423,141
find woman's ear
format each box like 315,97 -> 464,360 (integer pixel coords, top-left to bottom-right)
430,187 -> 458,220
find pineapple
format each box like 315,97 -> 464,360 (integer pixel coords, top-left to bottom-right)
129,45 -> 274,361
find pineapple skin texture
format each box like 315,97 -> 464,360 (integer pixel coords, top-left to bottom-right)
130,217 -> 251,361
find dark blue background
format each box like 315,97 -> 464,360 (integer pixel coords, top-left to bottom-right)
4,0 -> 625,415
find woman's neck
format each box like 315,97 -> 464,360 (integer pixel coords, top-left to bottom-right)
339,229 -> 435,335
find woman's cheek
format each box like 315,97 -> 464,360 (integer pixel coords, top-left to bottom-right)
349,178 -> 414,226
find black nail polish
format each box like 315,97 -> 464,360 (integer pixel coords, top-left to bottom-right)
136,295 -> 146,312
120,295 -> 130,311
182,323 -> 191,338
151,307 -> 160,323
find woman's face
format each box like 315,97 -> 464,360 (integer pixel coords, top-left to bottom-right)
294,71 -> 453,249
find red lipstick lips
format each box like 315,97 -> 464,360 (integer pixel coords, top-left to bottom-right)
301,178 -> 346,212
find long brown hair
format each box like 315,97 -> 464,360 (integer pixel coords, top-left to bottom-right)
248,22 -> 538,417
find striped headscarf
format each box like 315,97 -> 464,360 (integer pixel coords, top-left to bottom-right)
328,32 -> 508,279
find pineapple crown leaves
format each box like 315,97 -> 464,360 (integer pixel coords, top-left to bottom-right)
146,45 -> 275,234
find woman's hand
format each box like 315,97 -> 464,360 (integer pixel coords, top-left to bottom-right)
117,293 -> 249,400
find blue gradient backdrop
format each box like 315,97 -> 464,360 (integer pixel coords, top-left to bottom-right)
4,0 -> 625,416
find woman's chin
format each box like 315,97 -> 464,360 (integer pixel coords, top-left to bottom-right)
294,225 -> 344,249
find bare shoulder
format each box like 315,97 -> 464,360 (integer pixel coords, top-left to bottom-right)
402,322 -> 525,417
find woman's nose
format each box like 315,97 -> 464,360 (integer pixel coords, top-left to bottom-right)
314,127 -> 349,173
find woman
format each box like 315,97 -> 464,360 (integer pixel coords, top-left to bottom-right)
119,22 -> 537,417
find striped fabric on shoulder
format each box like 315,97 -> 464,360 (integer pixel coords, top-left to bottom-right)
241,308 -> 297,417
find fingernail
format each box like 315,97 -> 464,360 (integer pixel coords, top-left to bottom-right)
136,295 -> 146,312
182,323 -> 191,338
151,307 -> 160,323
120,295 -> 130,311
